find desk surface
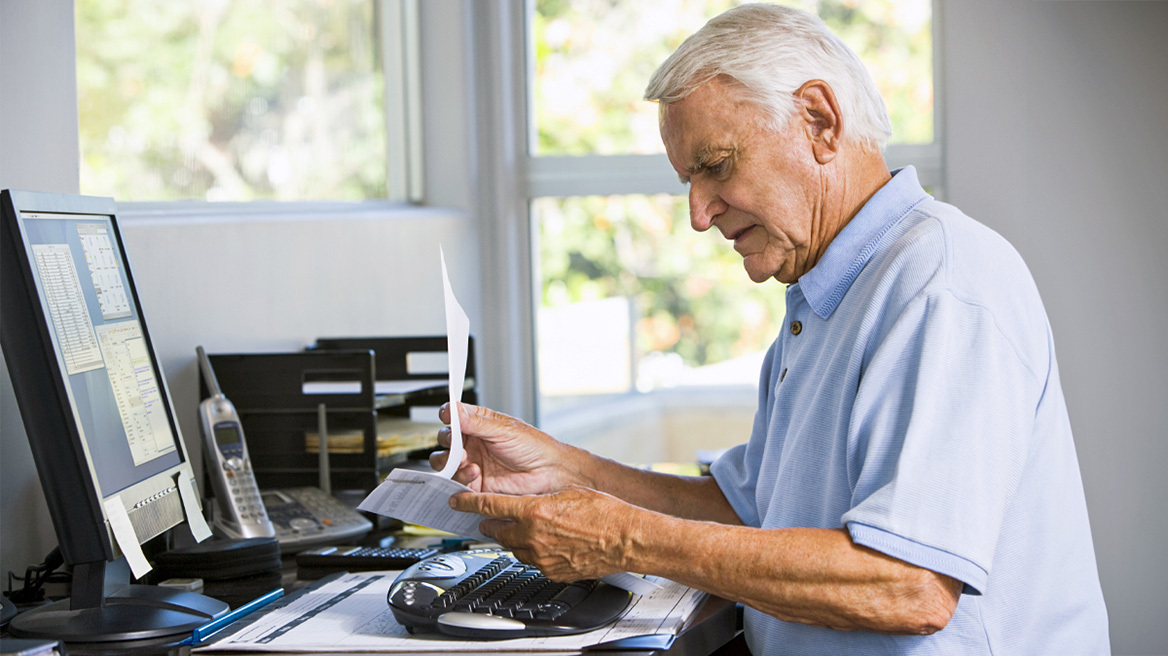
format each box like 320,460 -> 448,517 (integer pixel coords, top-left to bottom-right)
191,559 -> 740,656
0,533 -> 740,656
192,595 -> 738,656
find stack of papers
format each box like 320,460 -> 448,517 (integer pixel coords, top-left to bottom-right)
304,417 -> 442,456
194,570 -> 706,653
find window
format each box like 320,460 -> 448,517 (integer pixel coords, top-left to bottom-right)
535,194 -> 786,408
525,0 -> 940,460
75,0 -> 420,203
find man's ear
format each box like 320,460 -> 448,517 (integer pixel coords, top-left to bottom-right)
794,80 -> 842,165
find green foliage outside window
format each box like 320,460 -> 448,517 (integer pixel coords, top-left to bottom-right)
538,195 -> 786,375
76,0 -> 387,201
533,0 -> 933,156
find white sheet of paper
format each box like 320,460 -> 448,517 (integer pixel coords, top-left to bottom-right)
358,468 -> 490,542
302,380 -> 451,395
194,570 -> 705,653
438,247 -> 469,479
601,571 -> 661,595
103,497 -> 152,579
177,473 -> 213,542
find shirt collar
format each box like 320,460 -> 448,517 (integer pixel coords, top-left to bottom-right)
797,166 -> 930,320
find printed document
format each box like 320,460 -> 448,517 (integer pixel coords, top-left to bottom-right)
359,467 -> 489,542
195,571 -> 705,653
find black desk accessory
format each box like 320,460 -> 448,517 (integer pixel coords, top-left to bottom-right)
295,545 -> 440,580
0,595 -> 16,630
387,548 -> 632,639
151,537 -> 282,581
200,336 -> 477,493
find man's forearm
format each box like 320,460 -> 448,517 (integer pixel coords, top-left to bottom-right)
572,453 -> 743,524
621,512 -> 961,635
549,437 -> 959,632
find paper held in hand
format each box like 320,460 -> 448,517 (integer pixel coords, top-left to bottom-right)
356,248 -> 659,596
357,247 -> 481,534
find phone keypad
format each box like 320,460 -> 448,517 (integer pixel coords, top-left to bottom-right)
227,461 -> 268,524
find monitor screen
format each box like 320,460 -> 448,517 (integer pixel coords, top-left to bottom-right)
17,210 -> 183,496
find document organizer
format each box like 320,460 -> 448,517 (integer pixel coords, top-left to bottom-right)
200,336 -> 477,494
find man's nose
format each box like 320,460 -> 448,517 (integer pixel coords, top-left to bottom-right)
689,182 -> 727,232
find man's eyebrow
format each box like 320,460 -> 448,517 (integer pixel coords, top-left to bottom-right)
676,146 -> 711,184
678,145 -> 731,184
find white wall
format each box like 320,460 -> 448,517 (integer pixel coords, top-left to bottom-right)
943,1 -> 1168,652
0,0 -> 82,590
117,208 -> 480,479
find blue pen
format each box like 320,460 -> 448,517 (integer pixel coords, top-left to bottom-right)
180,587 -> 285,646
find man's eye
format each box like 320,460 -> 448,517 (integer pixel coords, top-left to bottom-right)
708,160 -> 728,176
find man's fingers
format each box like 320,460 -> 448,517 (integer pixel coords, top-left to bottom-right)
451,462 -> 481,489
478,518 -> 517,542
439,401 -> 473,426
449,491 -> 528,519
441,402 -> 535,443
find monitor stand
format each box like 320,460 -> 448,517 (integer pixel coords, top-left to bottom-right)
7,558 -> 230,644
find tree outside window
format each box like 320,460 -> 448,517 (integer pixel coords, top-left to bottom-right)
76,0 -> 389,202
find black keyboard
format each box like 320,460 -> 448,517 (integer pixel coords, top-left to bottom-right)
387,548 -> 632,639
296,545 -> 440,579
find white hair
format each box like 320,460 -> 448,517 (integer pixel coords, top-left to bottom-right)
644,3 -> 892,152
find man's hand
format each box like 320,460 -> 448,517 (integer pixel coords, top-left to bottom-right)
449,486 -> 637,582
430,402 -> 587,496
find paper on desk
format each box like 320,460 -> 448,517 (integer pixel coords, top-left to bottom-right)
193,570 -> 706,653
601,571 -> 660,595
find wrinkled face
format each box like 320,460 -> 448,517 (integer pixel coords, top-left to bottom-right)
661,78 -> 823,284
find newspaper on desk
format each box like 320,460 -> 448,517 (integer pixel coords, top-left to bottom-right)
356,248 -> 659,596
194,570 -> 705,653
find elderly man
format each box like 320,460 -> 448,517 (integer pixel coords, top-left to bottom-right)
438,4 -> 1109,653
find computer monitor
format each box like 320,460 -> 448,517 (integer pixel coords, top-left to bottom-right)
0,189 -> 228,644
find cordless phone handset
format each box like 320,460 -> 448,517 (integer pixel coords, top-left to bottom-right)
196,346 -> 276,539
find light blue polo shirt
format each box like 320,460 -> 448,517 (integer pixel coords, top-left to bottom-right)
711,167 -> 1109,654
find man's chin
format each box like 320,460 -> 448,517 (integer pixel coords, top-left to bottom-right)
743,261 -> 776,284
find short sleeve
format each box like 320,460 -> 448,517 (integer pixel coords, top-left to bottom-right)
709,339 -> 784,528
840,290 -> 1041,594
710,443 -> 760,526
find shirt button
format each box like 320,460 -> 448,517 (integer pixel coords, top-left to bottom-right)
790,321 -> 803,336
